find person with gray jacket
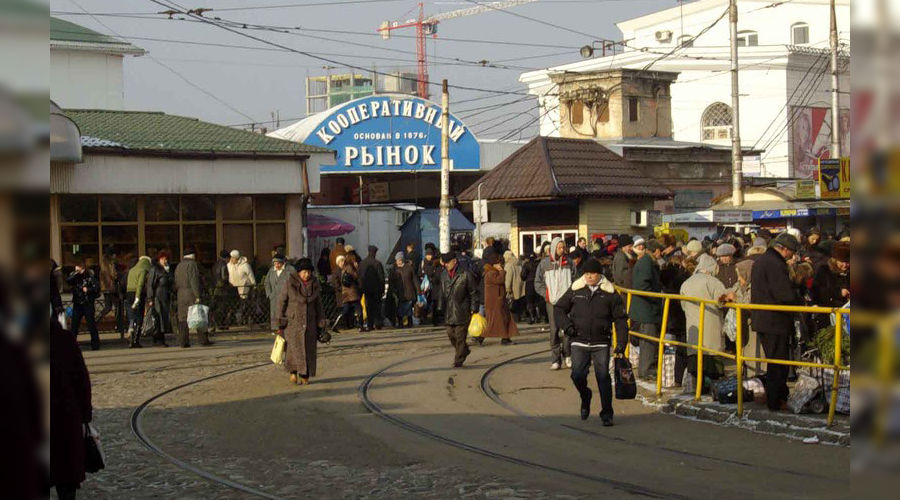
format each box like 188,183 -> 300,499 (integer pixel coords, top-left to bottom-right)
264,254 -> 295,332
611,235 -> 636,289
173,246 -> 211,347
534,237 -> 572,369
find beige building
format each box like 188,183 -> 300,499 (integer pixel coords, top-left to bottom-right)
457,136 -> 670,255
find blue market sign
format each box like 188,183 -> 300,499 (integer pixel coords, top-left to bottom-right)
302,94 -> 480,173
752,208 -> 837,220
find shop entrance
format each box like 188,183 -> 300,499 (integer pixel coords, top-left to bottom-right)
519,230 -> 578,257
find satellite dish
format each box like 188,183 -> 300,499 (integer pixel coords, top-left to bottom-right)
580,45 -> 594,58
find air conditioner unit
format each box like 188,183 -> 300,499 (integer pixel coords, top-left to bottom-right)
655,30 -> 673,43
631,210 -> 649,228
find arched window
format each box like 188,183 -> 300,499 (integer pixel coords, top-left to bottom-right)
678,35 -> 694,48
570,100 -> 584,126
792,22 -> 809,45
701,102 -> 733,141
736,30 -> 758,47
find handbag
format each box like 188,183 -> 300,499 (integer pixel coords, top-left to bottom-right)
84,423 -> 105,473
270,335 -> 285,364
317,327 -> 332,344
614,356 -> 637,400
141,308 -> 159,337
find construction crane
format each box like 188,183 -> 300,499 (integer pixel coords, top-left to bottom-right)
377,1 -> 537,100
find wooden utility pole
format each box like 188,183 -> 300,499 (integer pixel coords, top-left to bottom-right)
729,0 -> 744,206
439,79 -> 451,253
829,0 -> 842,158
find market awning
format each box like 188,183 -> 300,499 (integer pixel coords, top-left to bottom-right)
307,213 -> 355,237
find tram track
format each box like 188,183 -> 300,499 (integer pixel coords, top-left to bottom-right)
128,329 -> 456,499
478,350 -> 840,482
357,349 -> 690,500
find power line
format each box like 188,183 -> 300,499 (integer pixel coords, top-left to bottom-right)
145,0 -> 543,98
66,0 -> 258,122
462,0 -> 601,40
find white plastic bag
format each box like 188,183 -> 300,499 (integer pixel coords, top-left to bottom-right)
270,335 -> 285,365
187,304 -> 209,330
787,374 -> 820,414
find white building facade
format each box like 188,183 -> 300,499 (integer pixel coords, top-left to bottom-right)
520,0 -> 849,179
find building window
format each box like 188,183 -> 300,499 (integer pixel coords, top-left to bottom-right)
678,35 -> 694,48
628,97 -> 639,122
570,100 -> 584,126
792,22 -> 809,45
597,103 -> 609,123
736,30 -> 758,47
701,102 -> 733,141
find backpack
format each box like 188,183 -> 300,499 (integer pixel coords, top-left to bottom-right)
341,270 -> 355,288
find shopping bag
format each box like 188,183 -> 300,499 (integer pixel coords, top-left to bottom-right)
187,304 -> 209,330
468,312 -> 486,337
270,335 -> 285,364
84,423 -> 105,473
142,308 -> 159,337
614,356 -> 637,400
421,275 -> 431,293
361,295 -> 367,322
544,267 -> 572,305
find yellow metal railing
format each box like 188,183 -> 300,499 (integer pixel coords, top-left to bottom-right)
614,286 -> 850,426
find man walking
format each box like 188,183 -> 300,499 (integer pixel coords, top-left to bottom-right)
751,232 -> 801,411
534,237 -> 571,370
438,252 -> 479,368
630,239 -> 664,379
555,259 -> 628,425
96,247 -> 124,335
125,255 -> 152,348
66,260 -> 101,350
391,252 -> 420,328
359,246 -> 386,330
611,235 -> 636,289
174,246 -> 212,347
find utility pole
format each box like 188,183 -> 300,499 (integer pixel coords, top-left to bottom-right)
475,183 -> 483,252
729,0 -> 744,206
829,0 -> 842,158
439,79 -> 451,253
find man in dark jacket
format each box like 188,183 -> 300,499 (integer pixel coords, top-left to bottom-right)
569,249 -> 585,281
438,252 -> 479,367
391,251 -> 420,328
555,259 -> 628,425
66,260 -> 101,350
630,239 -> 664,378
421,247 -> 443,326
174,246 -> 211,347
359,245 -> 386,330
144,252 -> 174,347
211,249 -> 235,331
611,235 -> 636,289
751,232 -> 801,411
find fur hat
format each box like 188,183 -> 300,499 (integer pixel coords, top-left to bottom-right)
773,232 -> 800,252
632,236 -> 646,248
583,258 -> 603,274
441,251 -> 457,263
296,258 -> 315,272
272,253 -> 286,263
618,235 -> 634,247
716,243 -> 736,257
685,240 -> 703,255
831,241 -> 850,263
394,251 -> 405,262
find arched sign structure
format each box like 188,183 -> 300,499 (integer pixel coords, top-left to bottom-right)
299,94 -> 480,173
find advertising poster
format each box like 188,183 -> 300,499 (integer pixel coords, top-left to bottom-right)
790,106 -> 850,179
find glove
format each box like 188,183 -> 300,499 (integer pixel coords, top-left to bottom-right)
614,344 -> 626,355
564,326 -> 577,337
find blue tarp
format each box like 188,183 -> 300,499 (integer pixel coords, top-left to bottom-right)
391,209 -> 474,265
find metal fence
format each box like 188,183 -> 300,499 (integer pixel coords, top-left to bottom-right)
615,286 -> 850,426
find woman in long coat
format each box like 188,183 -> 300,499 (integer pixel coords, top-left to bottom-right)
276,258 -> 326,385
482,252 -> 518,343
680,254 -> 728,356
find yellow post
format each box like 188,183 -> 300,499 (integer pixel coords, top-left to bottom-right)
695,303 -> 706,401
736,307 -> 744,419
656,298 -> 671,397
624,292 -> 633,359
827,310 -> 843,426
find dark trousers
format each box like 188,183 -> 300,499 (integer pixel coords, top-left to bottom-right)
635,322 -> 660,379
570,345 -> 613,419
397,300 -> 414,326
71,302 -> 99,350
341,300 -> 363,328
178,320 -> 209,347
548,301 -> 570,363
364,294 -> 383,329
96,291 -> 125,333
759,331 -> 791,410
56,483 -> 78,500
447,324 -> 470,366
125,292 -> 144,344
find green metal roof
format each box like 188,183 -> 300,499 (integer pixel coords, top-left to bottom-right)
65,109 -> 332,156
51,17 -> 128,45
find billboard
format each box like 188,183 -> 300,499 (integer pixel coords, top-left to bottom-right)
301,94 -> 480,174
790,106 -> 850,179
818,157 -> 850,199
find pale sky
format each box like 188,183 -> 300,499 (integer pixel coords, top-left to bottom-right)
51,0 -> 675,138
